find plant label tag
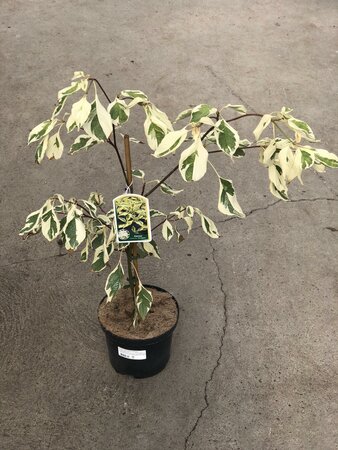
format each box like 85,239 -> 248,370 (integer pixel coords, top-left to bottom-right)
113,194 -> 152,243
118,347 -> 147,360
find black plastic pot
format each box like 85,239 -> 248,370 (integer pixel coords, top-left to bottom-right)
98,285 -> 179,378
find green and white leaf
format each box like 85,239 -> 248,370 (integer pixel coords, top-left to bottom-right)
69,134 -> 98,154
268,165 -> 288,200
63,209 -> 86,250
160,181 -> 183,196
69,95 -> 91,130
91,243 -> 109,272
179,137 -> 208,182
72,71 -> 87,80
218,177 -> 245,218
83,103 -> 106,141
57,81 -> 83,101
223,104 -> 247,114
136,283 -> 153,320
150,209 -> 166,218
190,104 -> 216,124
162,220 -> 174,241
215,119 -> 240,156
186,206 -> 194,217
175,108 -> 192,122
105,262 -> 124,302
46,131 -> 64,160
278,146 -> 302,182
132,169 -> 145,179
95,88 -> 113,139
108,98 -> 130,126
89,192 -> 104,206
194,209 -> 219,238
82,200 -> 97,217
253,114 -> 272,141
19,208 -> 42,236
121,89 -> 148,100
28,119 -> 58,144
35,136 -> 49,164
154,128 -> 188,157
287,118 -> 315,141
298,147 -> 315,169
313,149 -> 338,168
144,104 -> 173,150
183,216 -> 193,233
41,203 -> 60,241
143,240 -> 160,259
80,238 -> 89,262
52,95 -> 67,118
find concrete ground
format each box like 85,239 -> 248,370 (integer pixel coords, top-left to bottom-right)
1,0 -> 337,449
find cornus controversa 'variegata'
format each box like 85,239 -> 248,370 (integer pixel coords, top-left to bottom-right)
20,71 -> 338,325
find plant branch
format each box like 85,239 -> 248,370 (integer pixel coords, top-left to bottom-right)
145,165 -> 179,197
89,78 -> 112,103
89,77 -> 126,183
151,214 -> 179,232
107,138 -> 129,185
226,113 -> 263,123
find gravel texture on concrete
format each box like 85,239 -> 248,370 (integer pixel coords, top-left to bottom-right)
0,1 -> 337,449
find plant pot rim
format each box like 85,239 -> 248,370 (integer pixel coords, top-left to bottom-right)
97,284 -> 179,346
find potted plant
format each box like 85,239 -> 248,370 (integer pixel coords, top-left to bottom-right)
20,71 -> 338,378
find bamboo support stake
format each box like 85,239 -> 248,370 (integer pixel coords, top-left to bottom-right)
123,135 -> 139,295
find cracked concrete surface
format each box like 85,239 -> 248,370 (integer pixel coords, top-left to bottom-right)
1,1 -> 337,449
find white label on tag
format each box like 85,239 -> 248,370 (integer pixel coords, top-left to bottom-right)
118,347 -> 147,360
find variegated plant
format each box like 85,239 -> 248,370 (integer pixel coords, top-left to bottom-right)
20,71 -> 338,325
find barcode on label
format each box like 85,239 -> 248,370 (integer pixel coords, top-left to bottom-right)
118,347 -> 147,360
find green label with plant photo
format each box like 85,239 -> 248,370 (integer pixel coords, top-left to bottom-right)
113,194 -> 152,243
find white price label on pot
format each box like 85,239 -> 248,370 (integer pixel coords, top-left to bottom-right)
118,347 -> 147,360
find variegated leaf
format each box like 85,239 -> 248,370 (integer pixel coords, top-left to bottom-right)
268,165 -> 288,200
69,95 -> 91,129
35,136 -> 49,164
19,209 -> 42,236
105,262 -> 124,302
190,104 -> 217,124
175,108 -> 192,122
95,88 -> 113,139
313,149 -> 338,168
41,204 -> 60,241
215,119 -> 240,155
253,114 -> 272,141
63,210 -> 86,250
136,283 -> 153,320
69,134 -> 98,154
287,118 -> 315,141
179,137 -> 208,182
108,98 -> 130,126
143,240 -> 160,258
154,128 -> 188,157
46,131 -> 64,160
28,119 -> 58,144
162,220 -> 174,241
218,177 -> 245,218
160,181 -> 183,196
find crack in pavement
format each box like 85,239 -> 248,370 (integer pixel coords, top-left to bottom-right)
184,238 -> 227,450
191,196 -> 338,234
0,252 -> 69,269
184,195 -> 337,449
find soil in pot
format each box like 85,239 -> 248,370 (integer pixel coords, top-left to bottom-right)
98,286 -> 179,378
98,286 -> 178,340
